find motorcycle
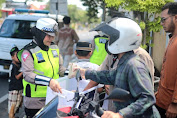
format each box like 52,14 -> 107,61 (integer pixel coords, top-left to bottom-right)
34,70 -> 130,118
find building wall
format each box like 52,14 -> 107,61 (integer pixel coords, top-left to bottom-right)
152,30 -> 167,72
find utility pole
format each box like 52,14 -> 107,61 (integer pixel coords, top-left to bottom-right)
102,2 -> 106,22
49,0 -> 68,17
56,0 -> 58,22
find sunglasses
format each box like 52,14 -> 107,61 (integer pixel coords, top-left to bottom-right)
161,16 -> 173,23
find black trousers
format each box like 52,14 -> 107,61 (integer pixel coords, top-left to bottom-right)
25,107 -> 40,118
155,105 -> 177,118
155,105 -> 166,118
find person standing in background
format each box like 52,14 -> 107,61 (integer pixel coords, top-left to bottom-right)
156,2 -> 177,118
68,41 -> 100,92
55,16 -> 79,68
90,34 -> 108,65
8,46 -> 23,118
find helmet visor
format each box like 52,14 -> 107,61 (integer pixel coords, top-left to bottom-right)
90,22 -> 120,46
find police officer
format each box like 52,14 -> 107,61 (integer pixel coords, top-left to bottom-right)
90,34 -> 108,65
21,18 -> 66,117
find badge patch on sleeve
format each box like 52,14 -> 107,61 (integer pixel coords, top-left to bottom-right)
52,50 -> 58,58
36,52 -> 45,63
22,52 -> 30,62
99,38 -> 107,44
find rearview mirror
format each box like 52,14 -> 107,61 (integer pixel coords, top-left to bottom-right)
105,88 -> 130,102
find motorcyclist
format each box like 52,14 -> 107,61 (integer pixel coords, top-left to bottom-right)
72,18 -> 160,118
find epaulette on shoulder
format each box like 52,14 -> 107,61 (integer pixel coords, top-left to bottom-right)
94,35 -> 101,38
23,41 -> 37,60
94,35 -> 108,38
102,35 -> 108,38
24,41 -> 37,50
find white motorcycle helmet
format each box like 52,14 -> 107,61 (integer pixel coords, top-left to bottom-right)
36,18 -> 58,37
90,18 -> 142,54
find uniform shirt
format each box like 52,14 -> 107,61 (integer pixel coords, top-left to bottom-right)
134,47 -> 154,83
21,48 -> 66,109
85,51 -> 156,117
156,36 -> 177,110
76,59 -> 99,70
69,59 -> 99,92
9,63 -> 23,91
55,25 -> 79,55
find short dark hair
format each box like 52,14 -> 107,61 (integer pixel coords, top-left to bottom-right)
76,50 -> 91,57
76,42 -> 92,57
162,2 -> 177,15
10,46 -> 19,56
63,16 -> 71,25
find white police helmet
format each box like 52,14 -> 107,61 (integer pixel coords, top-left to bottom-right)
36,18 -> 58,37
90,18 -> 142,54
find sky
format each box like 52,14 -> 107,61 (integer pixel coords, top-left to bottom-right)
67,0 -> 87,10
67,0 -> 102,17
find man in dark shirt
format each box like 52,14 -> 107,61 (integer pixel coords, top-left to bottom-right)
8,46 -> 23,118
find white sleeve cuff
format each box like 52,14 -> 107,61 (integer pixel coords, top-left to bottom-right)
35,75 -> 52,86
64,69 -> 69,75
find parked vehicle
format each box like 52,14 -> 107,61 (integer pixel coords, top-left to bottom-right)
0,9 -> 63,75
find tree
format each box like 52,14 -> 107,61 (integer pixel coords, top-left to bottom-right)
81,0 -> 106,22
67,5 -> 101,29
0,0 -> 5,18
104,0 -> 173,49
68,5 -> 89,24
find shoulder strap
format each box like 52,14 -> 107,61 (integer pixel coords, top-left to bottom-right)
23,41 -> 37,60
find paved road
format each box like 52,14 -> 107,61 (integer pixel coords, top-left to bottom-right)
0,73 -> 9,118
0,73 -> 25,118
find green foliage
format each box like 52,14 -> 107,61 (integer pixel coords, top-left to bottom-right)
44,1 -> 49,10
139,21 -> 146,30
0,0 -> 5,8
68,5 -> 89,24
147,16 -> 163,32
80,0 -> 103,23
105,0 -> 173,13
105,0 -> 174,48
68,4 -> 101,24
140,44 -> 148,50
0,0 -> 5,18
68,5 -> 79,23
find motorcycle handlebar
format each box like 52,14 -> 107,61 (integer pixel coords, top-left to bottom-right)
97,107 -> 104,117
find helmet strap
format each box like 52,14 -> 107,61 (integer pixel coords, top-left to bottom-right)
111,55 -> 118,68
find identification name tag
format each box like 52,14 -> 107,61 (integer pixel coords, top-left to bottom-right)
99,38 -> 107,44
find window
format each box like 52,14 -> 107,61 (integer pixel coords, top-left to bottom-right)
0,19 -> 36,39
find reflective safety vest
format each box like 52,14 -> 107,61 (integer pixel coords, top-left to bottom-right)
90,35 -> 108,65
23,43 -> 59,98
